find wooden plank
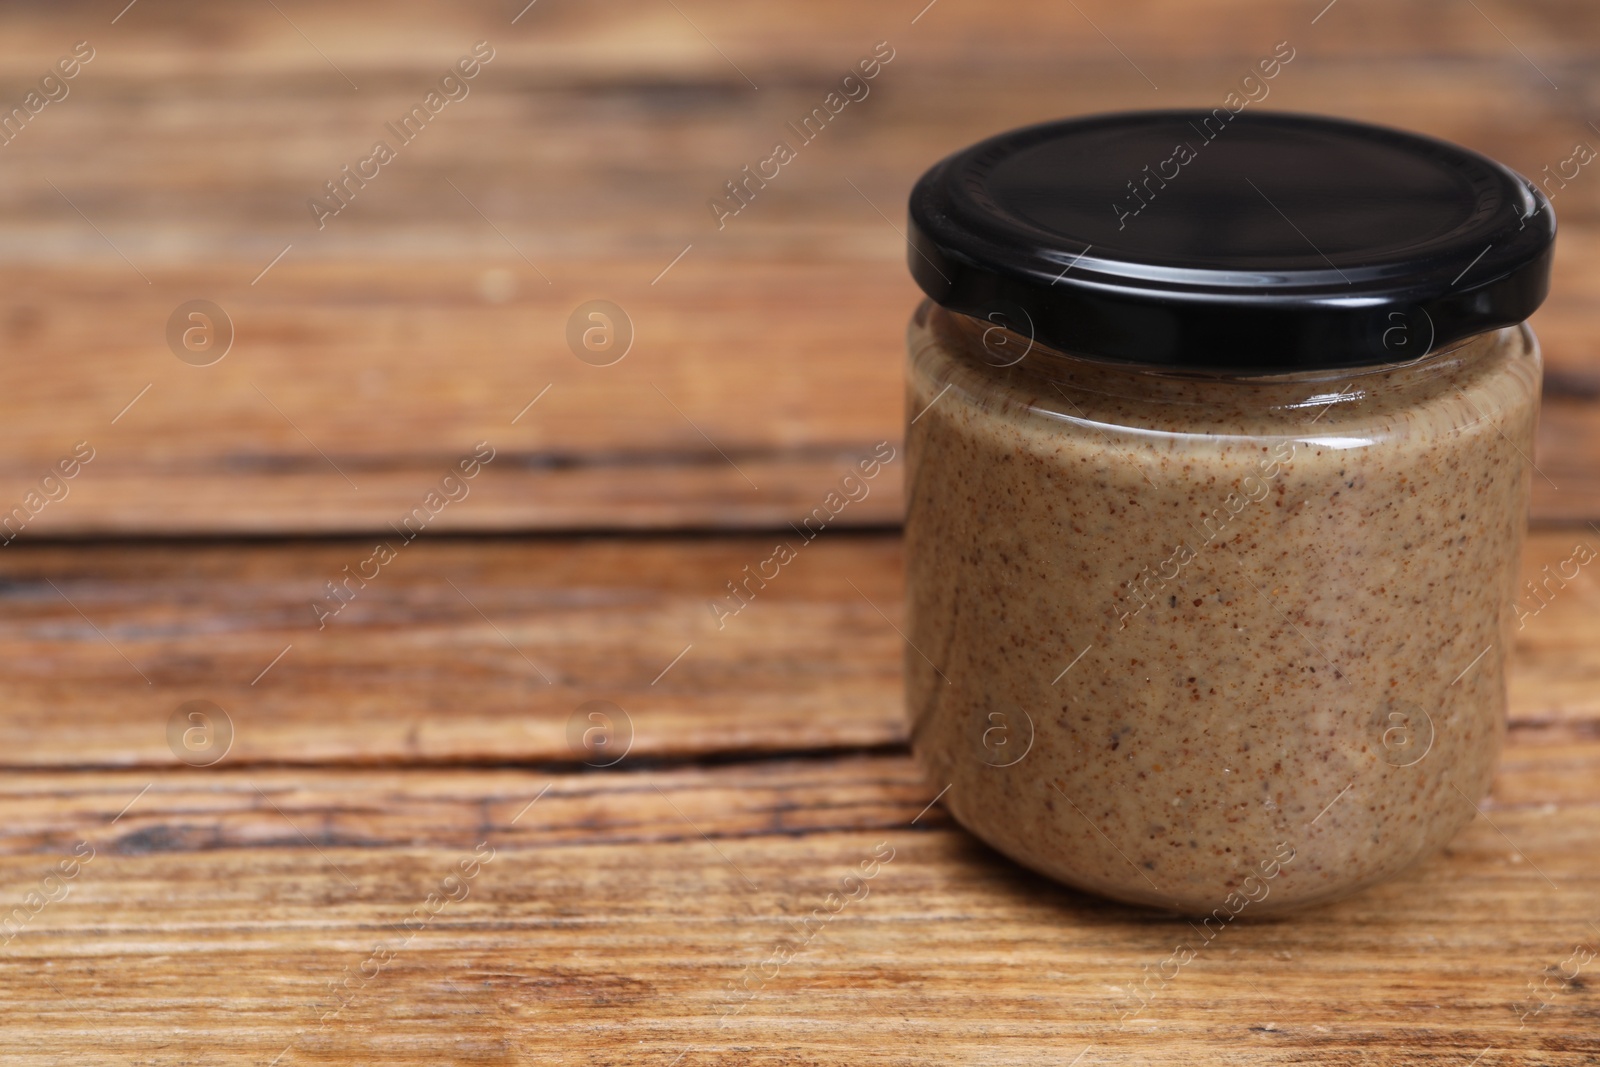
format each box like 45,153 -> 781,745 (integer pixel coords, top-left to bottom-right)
0,3 -> 1595,531
2,0 -> 1595,74
0,745 -> 1594,1065
0,529 -> 1593,769
0,533 -> 905,768
0,260 -> 911,536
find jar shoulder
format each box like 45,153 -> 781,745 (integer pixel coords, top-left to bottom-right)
907,303 -> 1541,447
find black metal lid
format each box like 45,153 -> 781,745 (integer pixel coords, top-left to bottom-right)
907,110 -> 1555,370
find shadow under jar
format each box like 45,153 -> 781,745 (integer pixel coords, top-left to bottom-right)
902,110 -> 1555,914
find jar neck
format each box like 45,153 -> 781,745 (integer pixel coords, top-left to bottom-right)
919,301 -> 1517,421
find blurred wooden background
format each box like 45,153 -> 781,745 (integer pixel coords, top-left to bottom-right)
0,0 -> 1596,533
3,2 -> 1600,1065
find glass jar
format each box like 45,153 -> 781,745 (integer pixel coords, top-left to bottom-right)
902,110 -> 1554,913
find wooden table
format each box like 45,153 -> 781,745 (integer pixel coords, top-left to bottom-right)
2,2 -> 1598,1063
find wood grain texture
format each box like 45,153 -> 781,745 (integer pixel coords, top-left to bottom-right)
0,532 -> 1593,1064
0,747 -> 1595,1065
0,0 -> 1595,532
0,530 -> 1593,770
0,532 -> 904,768
3,2 -> 1600,1062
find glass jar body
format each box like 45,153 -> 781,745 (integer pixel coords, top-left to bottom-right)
904,301 -> 1540,913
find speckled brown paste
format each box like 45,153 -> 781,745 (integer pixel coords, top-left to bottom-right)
905,302 -> 1539,913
